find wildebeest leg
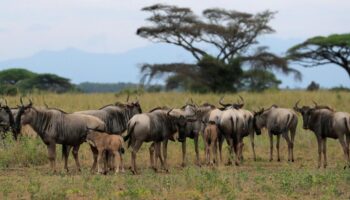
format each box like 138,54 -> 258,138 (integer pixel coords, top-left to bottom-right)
338,136 -> 349,168
269,132 -> 273,162
72,145 -> 81,172
205,141 -> 210,165
226,137 -> 234,165
97,150 -> 105,174
213,140 -> 218,166
250,132 -> 256,161
114,151 -> 120,174
149,142 -> 157,169
322,139 -> 327,168
155,142 -> 165,172
181,139 -> 187,167
276,134 -> 281,162
346,136 -> 350,167
90,145 -> 98,172
47,143 -> 56,172
63,145 -> 72,172
290,128 -> 296,162
149,143 -> 155,169
316,137 -> 322,168
194,135 -> 201,166
218,134 -> 224,163
162,140 -> 169,171
282,132 -> 292,162
131,141 -> 143,175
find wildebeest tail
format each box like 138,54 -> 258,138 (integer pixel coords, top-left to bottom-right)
119,147 -> 125,154
230,117 -> 238,146
207,128 -> 212,145
62,145 -> 69,159
125,121 -> 137,148
344,117 -> 350,134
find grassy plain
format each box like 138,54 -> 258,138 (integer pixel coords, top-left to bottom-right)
0,91 -> 350,200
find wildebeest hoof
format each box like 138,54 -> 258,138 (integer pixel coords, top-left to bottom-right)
152,167 -> 158,172
277,159 -> 281,162
269,159 -> 273,162
181,163 -> 186,168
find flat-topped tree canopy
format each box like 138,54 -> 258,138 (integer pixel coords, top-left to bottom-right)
287,33 -> 350,78
137,4 -> 300,92
137,4 -> 275,63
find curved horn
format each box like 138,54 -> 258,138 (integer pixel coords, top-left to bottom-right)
28,98 -> 33,106
4,98 -> 7,106
294,100 -> 301,111
219,96 -> 231,107
238,95 -> 244,104
126,93 -> 130,103
312,100 -> 318,107
166,108 -> 174,116
20,97 -> 24,106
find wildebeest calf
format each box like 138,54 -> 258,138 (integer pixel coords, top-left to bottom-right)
203,121 -> 219,166
86,130 -> 125,174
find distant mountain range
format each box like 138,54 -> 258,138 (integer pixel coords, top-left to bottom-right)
0,37 -> 348,88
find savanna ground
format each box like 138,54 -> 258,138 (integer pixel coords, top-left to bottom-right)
1,91 -> 350,200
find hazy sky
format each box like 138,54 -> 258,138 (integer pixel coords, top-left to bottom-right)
0,0 -> 349,87
1,0 -> 349,60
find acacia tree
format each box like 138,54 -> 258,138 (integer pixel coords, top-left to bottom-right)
137,4 -> 300,92
287,33 -> 350,78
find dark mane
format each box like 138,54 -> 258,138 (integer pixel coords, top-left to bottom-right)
99,104 -> 114,110
148,106 -> 169,113
314,105 -> 334,112
47,107 -> 69,114
201,103 -> 216,108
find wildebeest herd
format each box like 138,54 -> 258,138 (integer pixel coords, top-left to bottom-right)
0,96 -> 349,175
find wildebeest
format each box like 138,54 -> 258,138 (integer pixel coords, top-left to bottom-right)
219,96 -> 261,161
18,101 -> 106,172
177,100 -> 215,166
254,105 -> 298,162
74,97 -> 142,170
74,96 -> 142,134
124,108 -> 196,174
219,99 -> 246,165
86,130 -> 125,174
202,120 -> 219,165
294,101 -> 350,168
0,99 -> 21,140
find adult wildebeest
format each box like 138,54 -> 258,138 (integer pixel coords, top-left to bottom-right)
294,101 -> 350,168
125,108 -> 196,174
0,99 -> 22,140
74,96 -> 142,134
177,100 -> 215,166
18,100 -> 106,172
254,105 -> 298,162
219,98 -> 246,165
219,96 -> 261,161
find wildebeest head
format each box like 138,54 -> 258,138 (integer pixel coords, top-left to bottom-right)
253,108 -> 266,135
167,109 -> 196,142
294,100 -> 320,130
17,98 -> 34,126
115,95 -> 142,115
219,96 -> 244,110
